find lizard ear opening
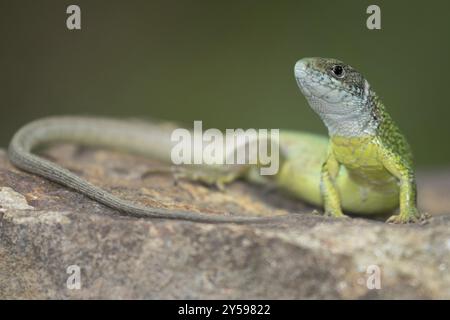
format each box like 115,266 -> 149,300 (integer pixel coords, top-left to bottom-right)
363,79 -> 371,99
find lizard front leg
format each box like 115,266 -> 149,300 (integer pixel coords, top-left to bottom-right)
380,146 -> 426,223
320,148 -> 347,218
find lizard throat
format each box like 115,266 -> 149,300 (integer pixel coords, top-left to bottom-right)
305,93 -> 378,137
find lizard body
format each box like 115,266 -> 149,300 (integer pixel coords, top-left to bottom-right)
7,57 -> 423,223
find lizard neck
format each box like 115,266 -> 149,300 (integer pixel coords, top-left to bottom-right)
322,90 -> 382,138
322,111 -> 377,137
299,74 -> 382,138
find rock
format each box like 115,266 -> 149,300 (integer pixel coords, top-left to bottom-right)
0,146 -> 449,299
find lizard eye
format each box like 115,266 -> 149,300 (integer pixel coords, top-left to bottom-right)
331,65 -> 345,78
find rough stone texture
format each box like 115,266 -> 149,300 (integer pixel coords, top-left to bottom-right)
0,146 -> 449,299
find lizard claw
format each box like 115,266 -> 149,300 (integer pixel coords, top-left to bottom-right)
386,212 -> 430,224
324,210 -> 350,219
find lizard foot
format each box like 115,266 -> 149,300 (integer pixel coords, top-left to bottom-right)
386,211 -> 430,224
324,210 -> 350,219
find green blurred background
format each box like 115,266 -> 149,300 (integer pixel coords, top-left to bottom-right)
1,0 -> 449,166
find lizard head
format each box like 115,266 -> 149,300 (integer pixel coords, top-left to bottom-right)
294,57 -> 377,136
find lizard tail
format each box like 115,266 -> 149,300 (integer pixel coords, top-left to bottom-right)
8,116 -> 291,223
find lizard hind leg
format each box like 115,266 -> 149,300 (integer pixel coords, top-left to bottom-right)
174,164 -> 251,190
143,164 -> 250,191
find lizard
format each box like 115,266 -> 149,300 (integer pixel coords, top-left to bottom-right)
7,57 -> 426,224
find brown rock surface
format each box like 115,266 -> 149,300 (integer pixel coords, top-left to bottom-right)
0,146 -> 449,299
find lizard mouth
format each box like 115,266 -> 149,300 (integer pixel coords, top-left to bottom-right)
295,77 -> 312,98
296,74 -> 346,105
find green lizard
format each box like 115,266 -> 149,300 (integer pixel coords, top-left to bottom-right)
7,57 -> 426,223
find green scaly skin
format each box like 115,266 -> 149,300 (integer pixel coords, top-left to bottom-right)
7,57 -> 426,224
